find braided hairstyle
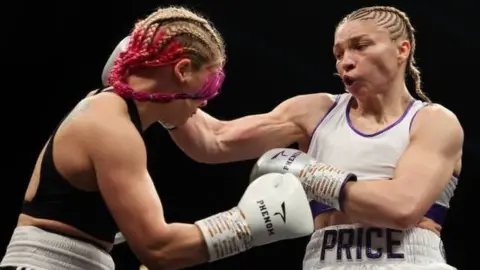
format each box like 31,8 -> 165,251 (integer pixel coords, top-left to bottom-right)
109,6 -> 226,101
339,6 -> 431,103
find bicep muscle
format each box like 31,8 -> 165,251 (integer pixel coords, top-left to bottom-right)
87,119 -> 167,250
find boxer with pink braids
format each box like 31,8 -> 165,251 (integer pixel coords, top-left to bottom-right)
1,6 -> 316,270
108,16 -> 225,104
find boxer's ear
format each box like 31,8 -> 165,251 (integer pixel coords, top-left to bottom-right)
173,59 -> 193,83
396,39 -> 410,65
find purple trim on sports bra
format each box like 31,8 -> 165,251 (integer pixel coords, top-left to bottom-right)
306,95 -> 341,151
346,97 -> 416,138
408,102 -> 429,131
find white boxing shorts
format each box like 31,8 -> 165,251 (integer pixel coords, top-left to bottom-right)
1,226 -> 114,270
303,224 -> 456,270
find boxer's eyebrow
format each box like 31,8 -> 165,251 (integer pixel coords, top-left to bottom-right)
333,34 -> 370,51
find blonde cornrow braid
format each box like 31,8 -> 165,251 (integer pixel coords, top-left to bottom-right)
147,22 -> 215,64
342,6 -> 431,103
140,6 -> 208,26
134,7 -> 225,61
108,6 -> 226,100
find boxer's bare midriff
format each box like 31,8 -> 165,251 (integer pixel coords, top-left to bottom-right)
314,211 -> 442,236
17,214 -> 113,251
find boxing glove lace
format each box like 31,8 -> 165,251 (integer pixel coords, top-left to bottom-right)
250,148 -> 357,211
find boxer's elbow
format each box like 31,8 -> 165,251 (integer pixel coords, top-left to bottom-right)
140,251 -> 173,270
141,250 -> 179,270
388,208 -> 420,230
138,223 -> 207,270
385,198 -> 424,230
129,230 -> 172,270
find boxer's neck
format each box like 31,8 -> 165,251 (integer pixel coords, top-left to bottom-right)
350,82 -> 413,123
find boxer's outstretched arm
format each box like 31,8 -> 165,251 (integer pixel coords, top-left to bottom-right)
170,93 -> 334,163
342,105 -> 463,229
85,118 -> 208,270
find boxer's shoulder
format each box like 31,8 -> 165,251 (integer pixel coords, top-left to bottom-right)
410,103 -> 462,134
75,92 -> 136,125
288,93 -> 336,107
81,116 -> 146,171
409,104 -> 463,154
415,103 -> 457,117
283,93 -> 336,118
84,91 -> 127,112
70,94 -> 144,152
283,93 -> 337,132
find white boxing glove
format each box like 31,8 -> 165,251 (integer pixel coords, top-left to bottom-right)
101,36 -> 130,86
195,173 -> 314,262
250,148 -> 357,211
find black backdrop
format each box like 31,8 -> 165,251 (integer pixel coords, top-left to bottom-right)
2,1 -> 476,269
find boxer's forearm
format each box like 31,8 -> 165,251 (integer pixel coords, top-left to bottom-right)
140,223 -> 208,270
170,109 -> 301,163
342,181 -> 421,230
168,111 -> 225,163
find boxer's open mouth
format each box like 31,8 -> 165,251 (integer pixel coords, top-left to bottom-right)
343,76 -> 354,86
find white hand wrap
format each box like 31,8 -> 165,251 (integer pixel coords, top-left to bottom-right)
300,162 -> 356,210
195,207 -> 253,262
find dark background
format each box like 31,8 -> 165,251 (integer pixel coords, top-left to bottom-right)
2,1 -> 476,269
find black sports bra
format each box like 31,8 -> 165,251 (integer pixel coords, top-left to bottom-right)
22,88 -> 143,245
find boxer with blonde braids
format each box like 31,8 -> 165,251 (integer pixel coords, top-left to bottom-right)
107,6 -> 462,270
0,6 -> 315,270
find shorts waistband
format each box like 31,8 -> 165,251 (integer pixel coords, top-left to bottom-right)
0,226 -> 114,270
39,227 -> 107,251
303,224 -> 447,268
